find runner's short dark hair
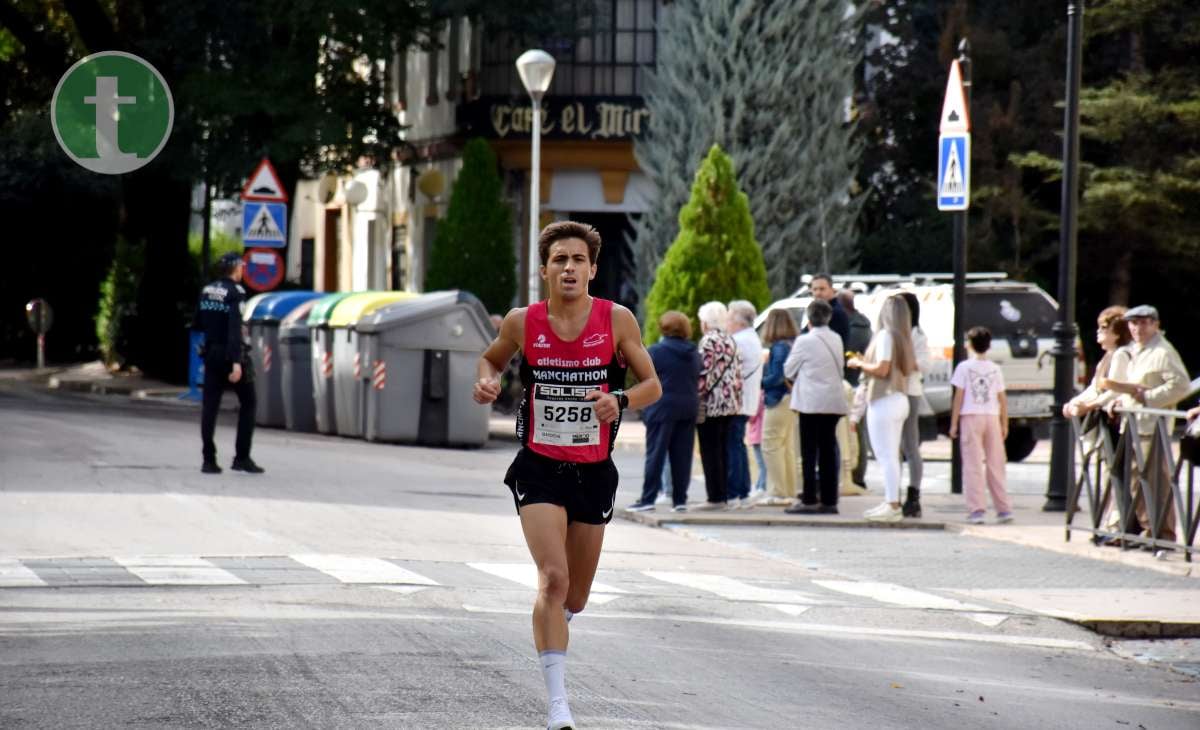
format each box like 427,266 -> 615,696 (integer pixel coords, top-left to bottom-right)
538,221 -> 602,265
967,326 -> 992,354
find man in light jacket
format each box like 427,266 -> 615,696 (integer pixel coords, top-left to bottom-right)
1103,305 -> 1190,545
783,299 -> 848,513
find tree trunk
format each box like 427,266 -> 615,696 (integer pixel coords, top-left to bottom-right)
1109,247 -> 1133,306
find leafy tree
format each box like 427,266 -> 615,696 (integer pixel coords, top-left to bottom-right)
424,138 -> 517,313
635,0 -> 865,302
0,1 -> 572,378
643,145 -> 770,344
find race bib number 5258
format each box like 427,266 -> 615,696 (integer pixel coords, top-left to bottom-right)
532,383 -> 601,446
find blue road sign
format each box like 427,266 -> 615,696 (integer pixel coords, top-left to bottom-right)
937,134 -> 970,211
242,201 -> 288,248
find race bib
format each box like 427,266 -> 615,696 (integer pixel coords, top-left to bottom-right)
532,383 -> 601,447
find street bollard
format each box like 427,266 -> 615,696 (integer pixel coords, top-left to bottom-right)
24,298 -> 53,369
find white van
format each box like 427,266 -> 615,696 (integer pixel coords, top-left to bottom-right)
756,274 -> 1083,461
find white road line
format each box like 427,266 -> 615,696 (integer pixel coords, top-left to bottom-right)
290,555 -> 439,585
643,571 -> 826,605
113,556 -> 246,585
467,562 -> 626,605
376,586 -> 431,595
813,580 -> 1007,627
766,604 -> 811,617
459,604 -> 1092,652
0,559 -> 46,587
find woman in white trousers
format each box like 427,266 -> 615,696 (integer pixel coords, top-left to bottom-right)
848,296 -> 917,523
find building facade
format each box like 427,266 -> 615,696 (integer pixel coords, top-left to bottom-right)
291,1 -> 664,312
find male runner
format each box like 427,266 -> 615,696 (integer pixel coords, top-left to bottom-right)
473,221 -> 661,730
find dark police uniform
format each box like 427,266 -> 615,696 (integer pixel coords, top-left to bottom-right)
192,271 -> 256,467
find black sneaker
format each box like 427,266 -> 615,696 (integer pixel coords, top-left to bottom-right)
784,502 -> 820,514
230,458 -> 265,474
201,461 -> 222,474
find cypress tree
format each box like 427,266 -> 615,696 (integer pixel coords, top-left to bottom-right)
643,145 -> 771,344
424,138 -> 517,313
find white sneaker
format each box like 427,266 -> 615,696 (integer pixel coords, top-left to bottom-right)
693,501 -> 728,511
655,491 -> 672,506
736,497 -> 752,510
547,697 -> 575,729
864,503 -> 902,522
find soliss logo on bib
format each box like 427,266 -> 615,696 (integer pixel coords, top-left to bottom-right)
532,383 -> 601,446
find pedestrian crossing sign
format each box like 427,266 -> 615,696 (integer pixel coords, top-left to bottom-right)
938,134 -> 970,211
242,201 -> 288,248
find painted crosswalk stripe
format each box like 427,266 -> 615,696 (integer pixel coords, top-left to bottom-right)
467,562 -> 626,605
0,558 -> 47,587
813,580 -> 1007,627
290,555 -> 439,585
113,557 -> 246,585
643,571 -> 826,606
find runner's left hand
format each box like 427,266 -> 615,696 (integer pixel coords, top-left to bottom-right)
585,390 -> 620,423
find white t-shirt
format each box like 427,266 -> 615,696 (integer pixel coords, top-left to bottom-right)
732,326 -> 763,417
951,358 -> 1006,415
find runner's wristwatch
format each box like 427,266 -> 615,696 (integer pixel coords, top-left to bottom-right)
612,389 -> 629,410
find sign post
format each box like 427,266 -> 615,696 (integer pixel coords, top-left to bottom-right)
939,43 -> 972,495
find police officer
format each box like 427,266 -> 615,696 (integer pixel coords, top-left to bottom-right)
193,252 -> 263,474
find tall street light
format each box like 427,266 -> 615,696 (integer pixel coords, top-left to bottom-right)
516,49 -> 556,305
1046,1 -> 1085,512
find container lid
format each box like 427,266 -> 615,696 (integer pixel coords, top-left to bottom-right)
248,291 -> 323,323
357,290 -> 492,341
243,292 -> 269,322
306,292 -> 357,326
327,291 -> 418,328
281,298 -> 321,328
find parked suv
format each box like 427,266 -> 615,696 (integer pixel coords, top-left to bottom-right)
756,275 -> 1082,462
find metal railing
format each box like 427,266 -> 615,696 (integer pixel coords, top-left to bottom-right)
1065,407 -> 1199,561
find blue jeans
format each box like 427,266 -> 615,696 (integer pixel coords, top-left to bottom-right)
726,415 -> 751,500
752,444 -> 766,492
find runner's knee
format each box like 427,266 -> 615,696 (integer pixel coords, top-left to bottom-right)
539,564 -> 570,603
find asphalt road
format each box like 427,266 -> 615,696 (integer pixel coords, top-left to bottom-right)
2,382 -> 1197,729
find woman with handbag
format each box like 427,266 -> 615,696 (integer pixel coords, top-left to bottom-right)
848,295 -> 917,523
694,301 -> 743,511
783,299 -> 848,513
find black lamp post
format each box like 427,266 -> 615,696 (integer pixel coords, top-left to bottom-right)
950,38 -> 971,495
1046,1 -> 1085,512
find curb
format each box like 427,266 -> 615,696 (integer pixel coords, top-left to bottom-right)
1077,619 -> 1200,639
617,509 -> 947,530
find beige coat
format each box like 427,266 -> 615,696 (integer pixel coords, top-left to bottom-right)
1114,333 -> 1190,436
785,326 -> 848,415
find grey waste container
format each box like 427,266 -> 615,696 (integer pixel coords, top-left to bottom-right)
357,290 -> 493,447
280,299 -> 322,432
329,292 -> 417,438
307,293 -> 355,434
247,291 -> 323,427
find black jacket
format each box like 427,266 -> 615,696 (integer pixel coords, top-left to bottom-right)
192,277 -> 245,362
641,336 -> 701,424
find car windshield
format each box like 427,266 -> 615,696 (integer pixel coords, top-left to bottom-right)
965,291 -> 1057,338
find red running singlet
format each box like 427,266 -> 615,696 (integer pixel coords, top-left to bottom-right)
516,298 -> 627,463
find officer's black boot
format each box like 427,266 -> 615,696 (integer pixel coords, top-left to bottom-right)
201,460 -> 222,474
901,487 -> 922,518
231,457 -> 265,474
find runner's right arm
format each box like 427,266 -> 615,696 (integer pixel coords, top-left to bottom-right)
474,308 -> 525,404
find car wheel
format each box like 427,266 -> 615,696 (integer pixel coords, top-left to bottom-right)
1005,426 -> 1037,462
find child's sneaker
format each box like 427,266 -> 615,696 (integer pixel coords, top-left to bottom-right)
966,510 -> 986,525
996,512 -> 1014,524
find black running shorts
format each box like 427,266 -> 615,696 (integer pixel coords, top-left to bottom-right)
503,448 -> 620,525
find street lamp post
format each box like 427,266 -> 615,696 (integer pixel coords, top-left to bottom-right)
1046,1 -> 1085,512
515,50 -> 556,306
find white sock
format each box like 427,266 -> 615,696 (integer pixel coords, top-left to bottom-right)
564,607 -> 575,624
539,650 -> 568,704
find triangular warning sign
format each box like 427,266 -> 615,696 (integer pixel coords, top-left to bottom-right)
241,158 -> 288,202
941,142 -> 965,197
940,60 -> 970,133
247,206 -> 284,241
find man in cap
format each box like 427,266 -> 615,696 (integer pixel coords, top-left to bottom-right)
192,252 -> 263,474
1103,305 -> 1188,545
